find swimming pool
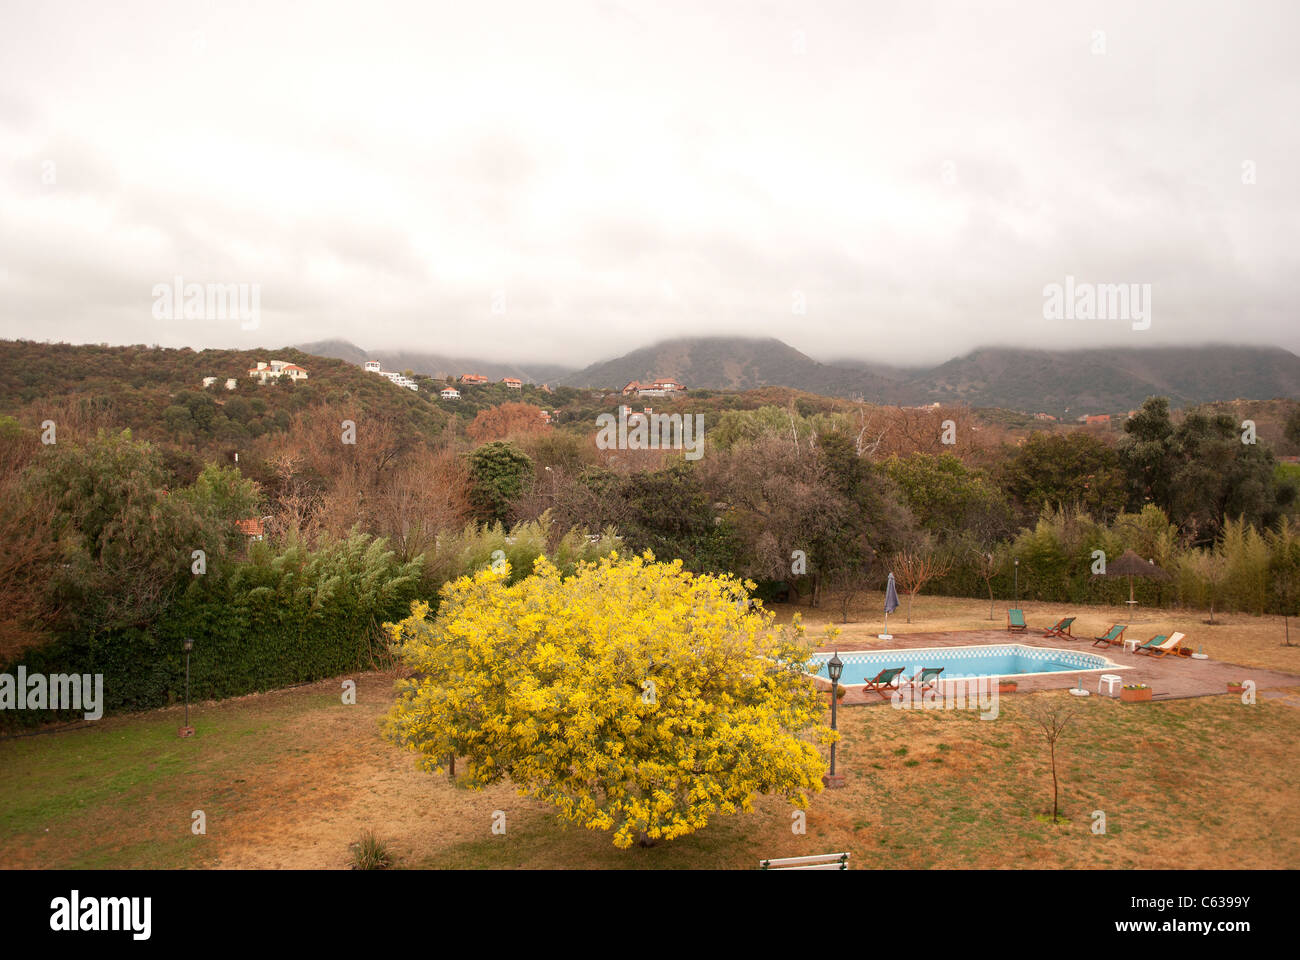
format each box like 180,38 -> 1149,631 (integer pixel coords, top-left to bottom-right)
806,644 -> 1118,684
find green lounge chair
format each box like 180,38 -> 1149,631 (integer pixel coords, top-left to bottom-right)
1042,616 -> 1076,639
1007,609 -> 1027,633
863,667 -> 906,698
911,667 -> 944,691
1092,624 -> 1128,647
1135,633 -> 1167,654
1136,631 -> 1186,658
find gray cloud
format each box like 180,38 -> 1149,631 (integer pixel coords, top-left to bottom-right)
0,0 -> 1297,369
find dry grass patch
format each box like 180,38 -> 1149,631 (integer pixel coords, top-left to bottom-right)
2,665 -> 1297,869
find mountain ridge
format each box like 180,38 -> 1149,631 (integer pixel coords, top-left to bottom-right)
298,337 -> 1300,412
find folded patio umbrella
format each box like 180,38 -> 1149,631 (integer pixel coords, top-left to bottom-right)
882,572 -> 900,639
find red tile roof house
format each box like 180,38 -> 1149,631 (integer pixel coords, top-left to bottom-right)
460,373 -> 489,384
626,378 -> 687,398
235,517 -> 265,541
502,377 -> 523,389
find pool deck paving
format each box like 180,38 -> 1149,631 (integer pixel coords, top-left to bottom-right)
813,628 -> 1300,706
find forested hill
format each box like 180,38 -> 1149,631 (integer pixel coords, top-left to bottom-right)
0,340 -> 449,449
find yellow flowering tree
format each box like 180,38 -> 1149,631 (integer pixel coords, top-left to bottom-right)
384,551 -> 834,848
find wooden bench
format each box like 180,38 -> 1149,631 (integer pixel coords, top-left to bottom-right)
759,852 -> 850,870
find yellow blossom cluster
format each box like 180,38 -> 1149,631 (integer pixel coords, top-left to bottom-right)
383,551 -> 835,848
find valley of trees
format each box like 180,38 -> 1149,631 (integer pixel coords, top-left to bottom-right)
2,339 -> 1299,725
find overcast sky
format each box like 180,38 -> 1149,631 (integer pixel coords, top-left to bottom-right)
1,0 -> 1297,368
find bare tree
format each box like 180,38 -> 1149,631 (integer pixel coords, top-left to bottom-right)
1020,697 -> 1078,824
890,546 -> 953,623
973,548 -> 999,620
825,561 -> 872,623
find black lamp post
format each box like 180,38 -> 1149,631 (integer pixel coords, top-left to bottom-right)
1014,557 -> 1020,605
179,637 -> 195,738
824,652 -> 845,788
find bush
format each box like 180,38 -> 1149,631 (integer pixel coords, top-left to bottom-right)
349,829 -> 394,870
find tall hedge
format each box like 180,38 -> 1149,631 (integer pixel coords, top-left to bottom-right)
1,534 -> 422,729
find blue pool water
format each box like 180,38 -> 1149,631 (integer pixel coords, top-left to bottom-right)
807,644 -> 1109,684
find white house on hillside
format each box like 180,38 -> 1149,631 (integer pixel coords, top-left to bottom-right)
440,387 -> 461,400
366,360 -> 418,390
247,359 -> 308,383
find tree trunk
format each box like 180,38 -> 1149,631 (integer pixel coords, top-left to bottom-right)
906,591 -> 914,624
987,582 -> 994,620
1050,740 -> 1059,823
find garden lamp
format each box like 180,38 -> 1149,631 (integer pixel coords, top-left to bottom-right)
825,652 -> 844,788
180,637 -> 195,738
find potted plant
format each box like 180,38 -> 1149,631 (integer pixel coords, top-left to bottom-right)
1120,683 -> 1152,703
998,678 -> 1018,694
1227,680 -> 1247,695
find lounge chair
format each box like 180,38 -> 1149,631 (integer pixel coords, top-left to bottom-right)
1136,631 -> 1186,658
910,667 -> 944,691
1092,624 -> 1127,646
863,667 -> 906,698
1042,616 -> 1076,639
1007,609 -> 1027,633
1134,634 -> 1166,654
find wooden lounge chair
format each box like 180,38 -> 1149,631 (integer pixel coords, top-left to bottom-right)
1007,609 -> 1027,633
1092,624 -> 1127,646
1136,631 -> 1186,658
910,667 -> 944,691
1042,616 -> 1076,639
1134,634 -> 1167,654
863,667 -> 906,698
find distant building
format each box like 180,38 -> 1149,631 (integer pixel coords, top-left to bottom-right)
1033,412 -> 1057,421
375,369 -> 418,391
1077,414 -> 1111,425
235,518 -> 265,541
440,387 -> 461,400
247,360 -> 308,383
224,378 -> 238,391
502,377 -> 523,389
460,373 -> 489,385
364,360 -> 382,373
624,378 -> 686,398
